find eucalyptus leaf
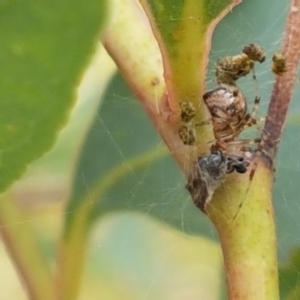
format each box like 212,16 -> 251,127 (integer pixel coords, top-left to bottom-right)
0,0 -> 107,192
279,247 -> 300,299
67,72 -> 214,237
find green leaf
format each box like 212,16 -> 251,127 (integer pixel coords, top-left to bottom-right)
85,213 -> 222,300
65,72 -> 212,237
139,0 -> 241,128
0,0 -> 107,192
274,125 -> 300,260
279,247 -> 300,299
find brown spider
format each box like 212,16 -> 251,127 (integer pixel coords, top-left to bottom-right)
178,44 -> 266,148
177,44 -> 269,213
201,83 -> 262,151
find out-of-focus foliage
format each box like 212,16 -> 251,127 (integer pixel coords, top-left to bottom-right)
279,247 -> 300,299
0,0 -> 107,192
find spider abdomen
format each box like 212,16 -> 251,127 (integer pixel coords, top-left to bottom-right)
203,84 -> 248,143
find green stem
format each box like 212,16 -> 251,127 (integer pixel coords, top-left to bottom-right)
0,194 -> 54,300
207,160 -> 278,299
207,0 -> 300,297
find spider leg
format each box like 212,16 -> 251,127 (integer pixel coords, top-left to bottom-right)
250,95 -> 260,119
238,93 -> 261,129
251,66 -> 258,87
250,64 -> 262,108
233,96 -> 264,138
225,138 -> 261,151
232,136 -> 273,221
232,149 -> 260,221
240,95 -> 261,127
221,136 -> 263,221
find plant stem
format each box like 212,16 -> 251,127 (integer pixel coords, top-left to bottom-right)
56,204 -> 89,300
207,1 -> 300,298
0,193 -> 54,300
263,0 -> 300,158
56,146 -> 168,299
208,162 -> 278,299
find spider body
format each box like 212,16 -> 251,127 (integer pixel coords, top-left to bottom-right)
177,44 -> 265,146
198,147 -> 248,178
202,83 -> 260,149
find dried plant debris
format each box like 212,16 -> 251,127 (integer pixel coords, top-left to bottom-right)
272,52 -> 287,76
178,125 -> 196,145
180,101 -> 196,123
215,43 -> 265,85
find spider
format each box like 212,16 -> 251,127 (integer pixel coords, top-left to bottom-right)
195,83 -> 264,213
178,44 -> 266,147
186,148 -> 249,212
201,83 -> 262,151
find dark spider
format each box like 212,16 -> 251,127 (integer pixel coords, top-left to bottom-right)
186,148 -> 249,212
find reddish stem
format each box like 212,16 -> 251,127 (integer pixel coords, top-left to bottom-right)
262,0 -> 300,159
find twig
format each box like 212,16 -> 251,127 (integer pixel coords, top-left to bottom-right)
262,0 -> 300,160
